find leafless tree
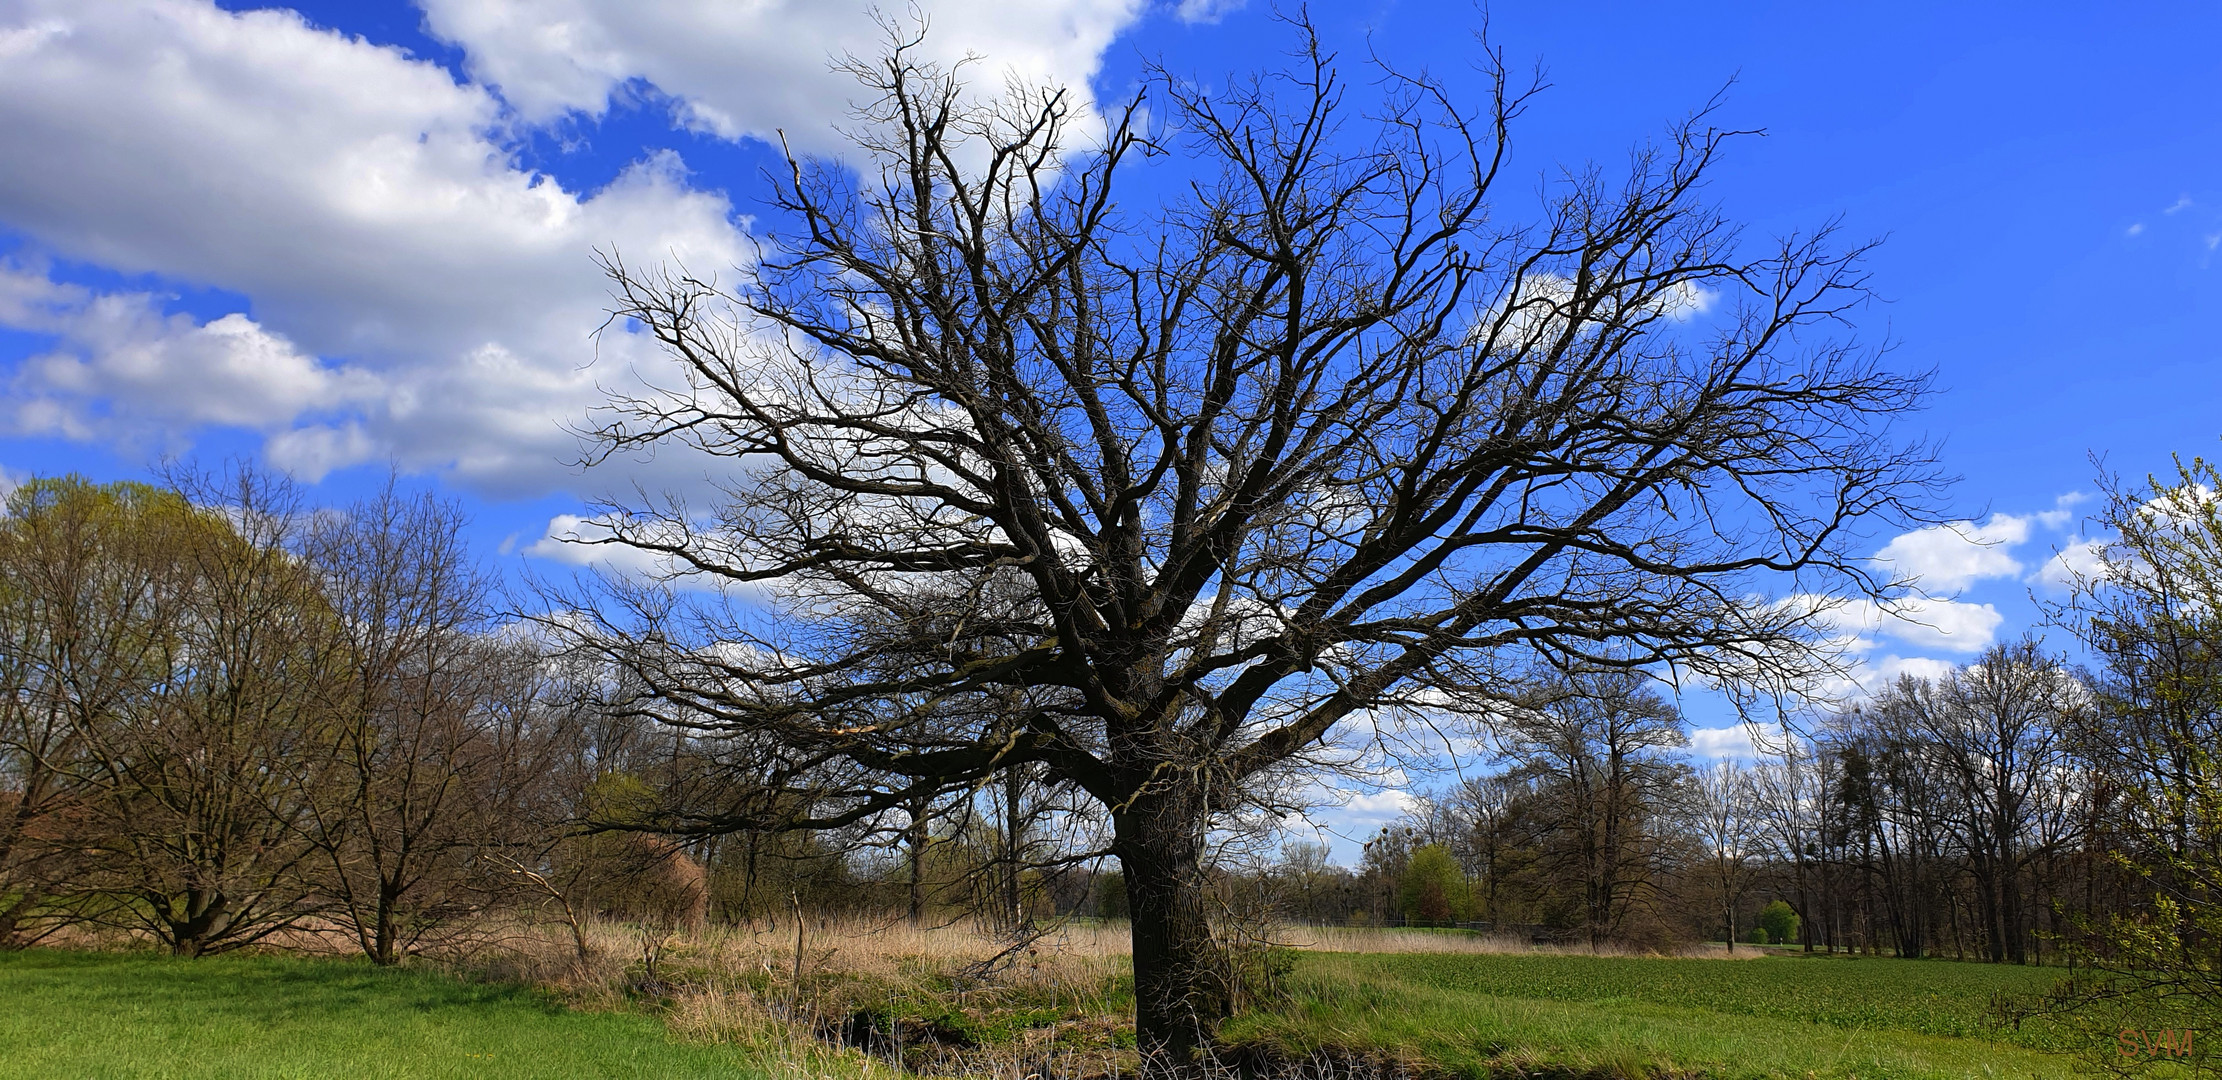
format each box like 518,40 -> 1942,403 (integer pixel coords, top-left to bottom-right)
1866,639 -> 2075,964
1497,671 -> 1688,946
1835,696 -> 1962,958
299,481 -> 536,965
0,478 -> 169,947
1748,731 -> 1832,950
1686,758 -> 1759,950
554,20 -> 1937,1064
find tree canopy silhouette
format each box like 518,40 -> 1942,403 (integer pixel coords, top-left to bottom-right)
557,21 -> 1941,1067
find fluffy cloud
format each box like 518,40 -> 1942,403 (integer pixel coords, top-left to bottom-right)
526,511 -> 674,578
1688,724 -> 1757,760
1174,0 -> 1247,24
1791,651 -> 1962,707
0,0 -> 755,492
2032,537 -> 2109,590
1871,513 -> 2033,594
1685,720 -> 1801,760
0,263 -> 378,458
1860,653 -> 1960,686
0,0 -> 1144,496
1328,788 -> 1420,829
1818,595 -> 2005,655
417,0 -> 1146,152
2035,492 -> 2089,530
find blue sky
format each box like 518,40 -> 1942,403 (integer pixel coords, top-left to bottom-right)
1,0 -> 2216,851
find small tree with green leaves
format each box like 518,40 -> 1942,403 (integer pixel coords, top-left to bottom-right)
1399,844 -> 1471,924
2022,455 -> 2222,1069
1757,899 -> 1799,946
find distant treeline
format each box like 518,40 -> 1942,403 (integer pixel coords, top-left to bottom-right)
1246,464 -> 2222,984
1238,645 -> 2114,962
5,465 -> 2219,997
0,470 -> 1114,962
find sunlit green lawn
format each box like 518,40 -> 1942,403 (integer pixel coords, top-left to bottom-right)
4,944 -> 2200,1079
0,950 -> 767,1079
1223,950 -> 2136,1079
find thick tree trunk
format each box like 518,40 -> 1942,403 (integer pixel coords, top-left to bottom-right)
1996,853 -> 2028,965
1115,798 -> 1221,1074
1971,863 -> 2002,963
165,888 -> 230,957
373,883 -> 401,966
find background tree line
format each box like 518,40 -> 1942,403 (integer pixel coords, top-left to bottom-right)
1228,457 -> 2222,1031
1245,641 -> 2101,963
4,460 -> 2221,1060
0,469 -> 1122,961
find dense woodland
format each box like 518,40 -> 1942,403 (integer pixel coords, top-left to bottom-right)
1,464 -> 2217,993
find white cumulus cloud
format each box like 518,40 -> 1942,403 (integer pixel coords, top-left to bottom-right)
1824,595 -> 2006,655
0,0 -> 1144,497
0,263 -> 378,463
1175,0 -> 1247,24
0,0 -> 753,492
1688,725 -> 1757,760
2033,537 -> 2110,590
1856,653 -> 1961,689
526,511 -> 673,577
2035,492 -> 2089,530
1331,788 -> 1420,828
1871,513 -> 2033,594
417,0 -> 1146,153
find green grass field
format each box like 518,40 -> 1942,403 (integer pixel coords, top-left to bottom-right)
0,950 -> 772,1079
1,944 -> 2199,1079
1222,951 -> 2132,1080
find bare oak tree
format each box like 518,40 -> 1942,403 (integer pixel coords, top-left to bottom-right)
1498,671 -> 1689,947
1686,759 -> 1759,951
558,24 -> 1937,1065
301,481 -> 530,965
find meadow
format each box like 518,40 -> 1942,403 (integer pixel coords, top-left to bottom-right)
0,950 -> 775,1080
1226,948 -> 2107,1080
0,925 -> 2183,1080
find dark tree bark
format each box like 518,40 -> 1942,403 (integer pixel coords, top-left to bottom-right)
1115,793 -> 1221,1064
550,18 -> 1939,1069
905,791 -> 930,924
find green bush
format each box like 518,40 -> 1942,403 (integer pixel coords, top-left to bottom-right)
1757,900 -> 1800,946
1094,871 -> 1128,919
1397,844 -> 1470,923
1748,927 -> 1769,945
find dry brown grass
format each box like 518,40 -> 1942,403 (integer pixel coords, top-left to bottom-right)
468,915 -> 1138,1076
455,915 -> 1757,1025
458,915 -> 1758,1076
